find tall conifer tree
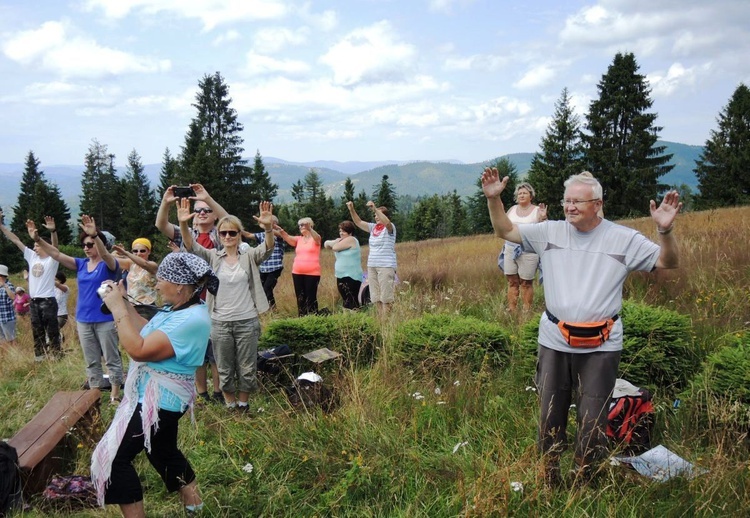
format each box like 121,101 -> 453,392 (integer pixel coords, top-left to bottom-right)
526,88 -> 584,220
158,147 -> 179,197
121,149 -> 158,242
178,72 -> 249,221
11,151 -> 73,244
582,52 -> 673,218
80,139 -> 122,236
695,83 -> 750,208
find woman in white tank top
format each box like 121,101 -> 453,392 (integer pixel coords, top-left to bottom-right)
501,182 -> 546,311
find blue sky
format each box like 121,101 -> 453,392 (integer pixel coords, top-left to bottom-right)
1,0 -> 748,167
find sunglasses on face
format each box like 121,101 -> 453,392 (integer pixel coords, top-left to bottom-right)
132,249 -> 148,254
219,230 -> 239,237
194,208 -> 213,214
82,242 -> 95,249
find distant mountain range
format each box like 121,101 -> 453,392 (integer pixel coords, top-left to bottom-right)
0,141 -> 703,215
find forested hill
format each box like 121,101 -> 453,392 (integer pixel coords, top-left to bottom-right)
0,141 -> 701,211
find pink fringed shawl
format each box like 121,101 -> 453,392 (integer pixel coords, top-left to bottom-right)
90,361 -> 196,506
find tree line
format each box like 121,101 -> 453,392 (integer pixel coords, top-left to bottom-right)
2,55 -> 749,273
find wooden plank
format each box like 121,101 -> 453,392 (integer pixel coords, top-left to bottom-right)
9,390 -> 101,468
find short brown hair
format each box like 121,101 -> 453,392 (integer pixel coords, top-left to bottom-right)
339,220 -> 356,234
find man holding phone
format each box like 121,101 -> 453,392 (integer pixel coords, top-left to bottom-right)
155,183 -> 229,403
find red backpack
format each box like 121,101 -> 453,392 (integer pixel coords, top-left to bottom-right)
607,388 -> 654,454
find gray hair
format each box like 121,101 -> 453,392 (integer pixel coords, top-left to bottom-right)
514,182 -> 536,201
564,171 -> 603,200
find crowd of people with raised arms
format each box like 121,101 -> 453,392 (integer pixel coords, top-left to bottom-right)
0,169 -> 682,513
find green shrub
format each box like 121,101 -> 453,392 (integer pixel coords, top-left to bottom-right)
619,300 -> 698,391
517,300 -> 698,391
392,314 -> 511,372
682,332 -> 750,430
259,312 -> 380,367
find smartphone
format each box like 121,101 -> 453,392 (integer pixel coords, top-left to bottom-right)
173,186 -> 195,199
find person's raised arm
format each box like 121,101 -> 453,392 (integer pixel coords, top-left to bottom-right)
481,167 -> 523,244
276,224 -> 298,247
253,201 -> 276,251
27,220 -> 77,270
0,276 -> 15,301
43,216 -> 58,248
346,201 -> 369,233
176,198 -> 197,252
191,183 -> 229,221
367,201 -> 394,233
155,185 -> 178,240
54,278 -> 68,293
101,281 -> 169,361
79,216 -> 118,271
112,245 -> 158,275
308,225 -> 322,245
0,212 -> 27,253
326,235 -> 356,252
651,190 -> 681,269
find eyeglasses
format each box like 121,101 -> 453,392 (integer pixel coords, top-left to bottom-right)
194,208 -> 213,214
131,249 -> 148,254
560,199 -> 600,208
82,242 -> 95,249
219,230 -> 239,237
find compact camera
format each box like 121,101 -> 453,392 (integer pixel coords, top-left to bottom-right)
96,282 -> 112,299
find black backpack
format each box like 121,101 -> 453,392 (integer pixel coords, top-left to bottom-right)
0,441 -> 22,517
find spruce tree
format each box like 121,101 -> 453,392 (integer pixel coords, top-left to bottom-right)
79,139 -> 122,236
339,177 -> 357,222
582,52 -> 673,218
178,72 -> 249,221
695,83 -> 750,208
373,175 -> 398,213
11,151 -> 73,244
247,150 -> 279,215
158,147 -> 179,197
121,149 -> 158,243
526,87 -> 584,220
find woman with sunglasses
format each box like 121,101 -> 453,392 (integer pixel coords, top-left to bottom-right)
277,217 -> 322,316
112,238 -> 159,305
177,199 -> 275,412
31,215 -> 123,404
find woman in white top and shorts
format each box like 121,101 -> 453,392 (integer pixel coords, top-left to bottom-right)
502,182 -> 546,312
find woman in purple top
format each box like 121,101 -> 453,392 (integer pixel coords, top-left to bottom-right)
33,215 -> 123,403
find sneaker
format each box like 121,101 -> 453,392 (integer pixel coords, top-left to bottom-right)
211,391 -> 225,404
197,391 -> 211,403
236,404 -> 250,415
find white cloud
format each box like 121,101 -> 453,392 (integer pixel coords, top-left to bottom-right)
252,26 -> 309,54
11,81 -> 121,107
428,0 -> 475,15
212,30 -> 241,46
648,62 -> 712,97
3,21 -> 171,78
2,21 -> 66,64
84,0 -> 289,30
319,21 -> 418,86
513,65 -> 555,89
443,53 -> 508,72
244,52 -> 310,76
296,4 -> 338,32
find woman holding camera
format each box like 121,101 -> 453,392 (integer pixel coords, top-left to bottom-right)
31,215 -> 123,403
91,252 -> 216,516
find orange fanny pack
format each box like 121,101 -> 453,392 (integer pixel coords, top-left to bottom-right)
546,310 -> 619,348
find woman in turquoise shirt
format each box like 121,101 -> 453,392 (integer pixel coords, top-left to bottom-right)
324,220 -> 363,310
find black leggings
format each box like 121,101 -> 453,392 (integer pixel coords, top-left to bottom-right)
260,268 -> 283,308
292,274 -> 320,316
337,276 -> 361,310
104,405 -> 195,505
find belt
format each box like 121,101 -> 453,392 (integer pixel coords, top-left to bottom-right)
32,297 -> 56,302
545,309 -> 619,324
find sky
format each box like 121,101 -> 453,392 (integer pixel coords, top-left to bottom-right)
0,0 -> 748,168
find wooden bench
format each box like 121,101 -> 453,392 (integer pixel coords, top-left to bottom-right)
7,390 -> 101,497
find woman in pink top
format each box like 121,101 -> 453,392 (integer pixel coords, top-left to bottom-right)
279,217 -> 321,316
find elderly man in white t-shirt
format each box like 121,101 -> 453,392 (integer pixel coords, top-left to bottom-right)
482,168 -> 681,486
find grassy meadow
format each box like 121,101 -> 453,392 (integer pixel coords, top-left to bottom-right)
1,206 -> 749,517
